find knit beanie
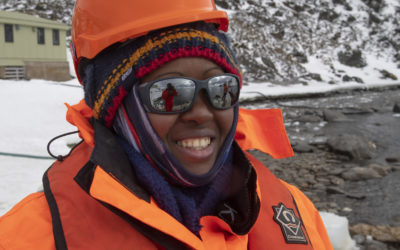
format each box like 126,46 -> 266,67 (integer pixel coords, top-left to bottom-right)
81,21 -> 242,127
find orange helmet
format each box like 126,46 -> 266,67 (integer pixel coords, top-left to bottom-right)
71,0 -> 228,69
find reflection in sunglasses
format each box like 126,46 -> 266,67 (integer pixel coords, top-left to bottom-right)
141,74 -> 240,113
161,83 -> 178,112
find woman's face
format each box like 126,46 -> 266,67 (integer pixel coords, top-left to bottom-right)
141,57 -> 234,175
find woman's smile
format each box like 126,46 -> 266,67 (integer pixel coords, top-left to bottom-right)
175,136 -> 215,162
176,137 -> 212,150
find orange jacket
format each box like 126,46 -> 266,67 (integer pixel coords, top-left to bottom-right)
0,102 -> 332,250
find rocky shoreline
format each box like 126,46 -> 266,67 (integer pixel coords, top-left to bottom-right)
243,87 -> 400,250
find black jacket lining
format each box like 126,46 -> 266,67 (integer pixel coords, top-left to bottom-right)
74,161 -> 96,194
214,142 -> 261,235
89,121 -> 150,202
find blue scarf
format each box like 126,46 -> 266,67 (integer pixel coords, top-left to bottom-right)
117,136 -> 233,235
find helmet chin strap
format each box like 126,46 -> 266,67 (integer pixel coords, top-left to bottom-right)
113,84 -> 239,187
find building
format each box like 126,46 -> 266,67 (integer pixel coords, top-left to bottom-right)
0,10 -> 70,81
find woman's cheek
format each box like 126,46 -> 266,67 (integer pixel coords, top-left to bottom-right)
147,113 -> 179,140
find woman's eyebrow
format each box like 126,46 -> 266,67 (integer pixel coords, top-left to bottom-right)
154,72 -> 184,80
203,67 -> 223,76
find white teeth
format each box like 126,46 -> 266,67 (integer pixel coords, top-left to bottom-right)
177,137 -> 211,150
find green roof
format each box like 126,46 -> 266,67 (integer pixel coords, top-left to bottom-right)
0,10 -> 69,30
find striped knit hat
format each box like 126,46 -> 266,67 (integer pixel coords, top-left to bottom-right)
81,21 -> 242,127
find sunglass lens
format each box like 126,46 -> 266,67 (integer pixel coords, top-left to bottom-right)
208,75 -> 239,109
149,79 -> 195,112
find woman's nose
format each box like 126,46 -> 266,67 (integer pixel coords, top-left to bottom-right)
180,90 -> 213,124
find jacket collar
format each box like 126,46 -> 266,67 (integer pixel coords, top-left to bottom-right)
89,121 -> 150,202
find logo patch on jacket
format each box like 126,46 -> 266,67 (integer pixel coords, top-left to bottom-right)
273,203 -> 307,244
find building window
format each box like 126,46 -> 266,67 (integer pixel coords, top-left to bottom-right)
4,24 -> 13,43
37,27 -> 45,44
52,29 -> 60,46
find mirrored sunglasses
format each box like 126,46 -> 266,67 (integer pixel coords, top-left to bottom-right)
138,74 -> 240,114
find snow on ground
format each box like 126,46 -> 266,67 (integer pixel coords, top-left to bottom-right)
0,79 -> 82,214
320,212 -> 358,250
240,52 -> 400,101
0,74 -> 398,249
240,78 -> 400,101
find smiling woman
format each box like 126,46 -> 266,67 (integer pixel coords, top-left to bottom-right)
0,0 -> 333,249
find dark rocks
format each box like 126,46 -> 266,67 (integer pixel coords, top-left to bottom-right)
330,176 -> 345,186
393,102 -> 400,113
347,15 -> 356,22
368,163 -> 392,176
393,164 -> 400,172
327,134 -> 376,161
380,70 -> 398,80
326,186 -> 365,199
328,80 -> 336,85
332,0 -> 347,5
361,0 -> 385,13
291,50 -> 308,64
341,165 -> 390,181
395,52 -> 400,61
297,114 -> 322,123
307,73 -> 322,81
342,107 -> 374,115
323,109 -> 349,122
338,49 -> 367,68
363,238 -> 389,250
292,141 -> 314,153
342,75 -> 364,83
261,56 -> 278,72
333,0 -> 353,11
350,224 -> 400,243
369,12 -> 382,24
386,156 -> 400,163
270,29 -> 285,40
319,10 -> 339,22
341,167 -> 378,180
214,0 -> 230,9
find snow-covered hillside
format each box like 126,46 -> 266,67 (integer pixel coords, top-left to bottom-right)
1,0 -> 399,85
220,0 -> 400,84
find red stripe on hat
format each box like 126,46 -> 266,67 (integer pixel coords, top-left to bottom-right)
104,87 -> 128,127
135,47 -> 242,86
